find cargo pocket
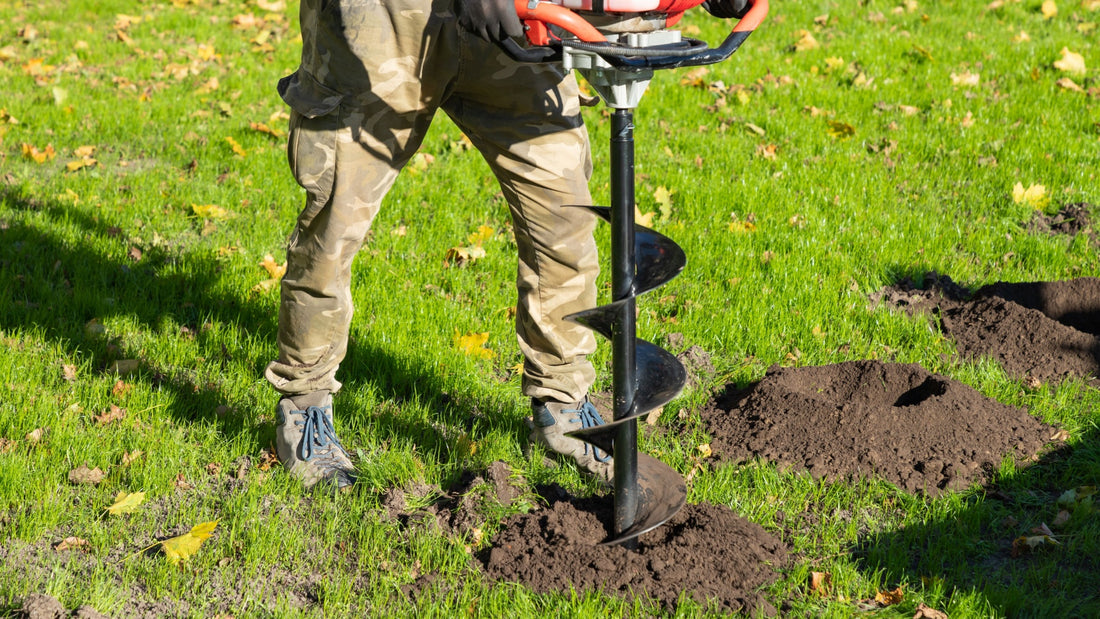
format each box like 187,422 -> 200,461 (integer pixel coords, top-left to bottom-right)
287,110 -> 341,229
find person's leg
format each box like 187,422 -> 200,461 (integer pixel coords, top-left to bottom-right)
442,34 -> 609,478
266,0 -> 457,488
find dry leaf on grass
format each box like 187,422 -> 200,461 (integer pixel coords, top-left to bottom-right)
913,603 -> 949,619
68,464 -> 106,485
454,331 -> 494,359
106,491 -> 145,515
54,536 -> 89,552
161,520 -> 218,564
95,404 -> 126,425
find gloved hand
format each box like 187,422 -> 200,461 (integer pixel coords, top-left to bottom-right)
701,0 -> 752,19
456,0 -> 524,42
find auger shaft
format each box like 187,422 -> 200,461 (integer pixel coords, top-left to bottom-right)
609,108 -> 639,546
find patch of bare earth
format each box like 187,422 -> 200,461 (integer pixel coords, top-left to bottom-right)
699,360 -> 1058,495
875,272 -> 1100,384
478,485 -> 788,616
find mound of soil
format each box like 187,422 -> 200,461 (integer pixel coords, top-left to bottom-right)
876,273 -> 1100,384
479,486 -> 787,615
699,360 -> 1056,495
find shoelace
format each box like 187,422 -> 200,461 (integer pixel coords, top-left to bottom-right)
565,401 -> 612,463
294,405 -> 348,462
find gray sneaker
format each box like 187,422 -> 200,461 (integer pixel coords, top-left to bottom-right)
528,397 -> 614,481
275,391 -> 355,490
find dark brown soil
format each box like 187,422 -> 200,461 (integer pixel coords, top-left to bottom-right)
698,360 -> 1057,495
1028,202 -> 1095,241
876,273 -> 1100,384
478,485 -> 788,615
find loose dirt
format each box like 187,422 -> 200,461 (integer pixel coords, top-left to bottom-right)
698,360 -> 1057,495
875,272 -> 1100,384
478,485 -> 788,615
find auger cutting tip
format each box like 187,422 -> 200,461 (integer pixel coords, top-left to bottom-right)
601,452 -> 686,546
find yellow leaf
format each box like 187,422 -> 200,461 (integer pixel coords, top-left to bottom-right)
1041,0 -> 1057,18
1012,182 -> 1049,209
793,30 -> 819,52
1053,47 -> 1086,75
249,121 -> 285,138
260,254 -> 287,279
192,203 -> 229,219
826,120 -> 856,139
467,225 -> 494,246
1056,77 -> 1084,92
73,145 -> 96,157
454,331 -> 494,359
510,361 -> 524,376
823,57 -> 846,73
653,186 -> 675,220
106,491 -> 146,515
634,205 -> 655,228
445,245 -> 486,266
54,536 -> 89,551
407,152 -> 435,175
160,520 -> 218,564
226,136 -> 247,157
950,71 -> 980,87
21,142 -> 56,163
697,443 -> 712,458
874,587 -> 903,606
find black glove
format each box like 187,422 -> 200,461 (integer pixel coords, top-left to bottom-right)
701,0 -> 751,19
456,0 -> 524,42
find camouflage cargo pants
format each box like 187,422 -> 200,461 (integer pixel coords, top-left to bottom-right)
264,0 -> 599,404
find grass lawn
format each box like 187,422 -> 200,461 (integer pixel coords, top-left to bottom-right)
1,0 -> 1098,616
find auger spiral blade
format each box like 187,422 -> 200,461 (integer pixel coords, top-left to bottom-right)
585,206 -> 686,297
601,452 -> 686,545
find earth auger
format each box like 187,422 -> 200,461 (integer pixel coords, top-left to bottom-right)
502,0 -> 768,547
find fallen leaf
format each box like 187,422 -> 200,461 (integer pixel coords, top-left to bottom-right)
260,254 -> 287,279
950,71 -> 980,87
68,463 -> 106,485
25,428 -> 44,444
407,152 -> 435,175
191,203 -> 229,219
1053,47 -> 1086,75
826,120 -> 856,139
697,443 -> 712,458
467,225 -> 494,246
112,380 -> 133,398
0,438 -> 15,453
225,136 -> 247,157
444,245 -> 487,266
793,30 -> 819,52
1041,0 -> 1057,19
174,473 -> 193,490
257,447 -> 279,471
1056,77 -> 1084,92
875,587 -> 903,606
21,143 -> 56,163
1051,509 -> 1071,527
634,205 -> 655,228
653,186 -> 675,221
108,359 -> 141,376
913,603 -> 949,619
95,404 -> 127,425
106,491 -> 146,515
256,0 -> 286,10
160,520 -> 218,564
62,364 -> 78,381
744,122 -> 766,136
454,331 -> 494,359
205,462 -> 222,476
809,571 -> 831,593
249,121 -> 284,138
121,450 -> 144,465
1012,182 -> 1049,209
54,536 -> 89,552
1057,485 -> 1096,507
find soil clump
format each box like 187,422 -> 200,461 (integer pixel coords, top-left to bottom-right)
478,485 -> 787,615
699,360 -> 1056,495
875,273 -> 1100,384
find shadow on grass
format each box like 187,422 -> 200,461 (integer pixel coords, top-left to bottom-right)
0,184 -> 521,468
854,268 -> 1100,616
853,423 -> 1100,617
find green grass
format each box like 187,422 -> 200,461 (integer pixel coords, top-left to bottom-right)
2,0 -> 1099,616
